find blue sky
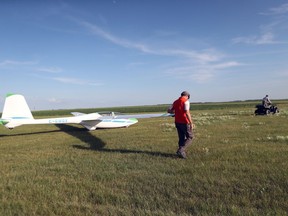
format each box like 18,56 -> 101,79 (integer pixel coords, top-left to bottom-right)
1,0 -> 288,110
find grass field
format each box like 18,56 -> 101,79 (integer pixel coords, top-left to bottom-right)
0,101 -> 287,215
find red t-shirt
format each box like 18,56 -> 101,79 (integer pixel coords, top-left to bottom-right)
172,96 -> 190,124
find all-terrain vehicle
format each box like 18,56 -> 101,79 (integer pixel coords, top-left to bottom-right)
254,104 -> 279,115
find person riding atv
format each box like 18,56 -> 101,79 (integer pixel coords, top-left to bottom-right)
255,95 -> 279,115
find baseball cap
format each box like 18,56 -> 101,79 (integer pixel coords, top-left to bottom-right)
181,91 -> 190,99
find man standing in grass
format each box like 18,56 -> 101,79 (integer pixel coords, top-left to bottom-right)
168,91 -> 194,159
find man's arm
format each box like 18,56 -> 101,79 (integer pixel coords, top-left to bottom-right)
185,110 -> 194,129
167,105 -> 174,114
268,98 -> 272,104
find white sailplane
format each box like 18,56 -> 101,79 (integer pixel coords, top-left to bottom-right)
0,94 -> 171,131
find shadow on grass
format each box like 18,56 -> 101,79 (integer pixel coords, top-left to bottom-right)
0,129 -> 63,137
56,124 -> 176,158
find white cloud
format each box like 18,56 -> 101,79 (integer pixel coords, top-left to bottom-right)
48,97 -> 62,103
77,20 -> 224,64
165,66 -> 213,83
165,61 -> 242,83
233,3 -> 288,45
0,60 -> 36,67
157,48 -> 224,63
232,32 -> 278,45
256,32 -> 276,44
78,20 -> 153,53
53,76 -> 103,86
37,67 -> 63,73
74,20 -> 241,83
262,3 -> 288,15
213,61 -> 243,69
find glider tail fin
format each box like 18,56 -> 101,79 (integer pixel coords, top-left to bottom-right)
1,94 -> 34,128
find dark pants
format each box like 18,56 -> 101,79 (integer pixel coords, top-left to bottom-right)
175,123 -> 193,152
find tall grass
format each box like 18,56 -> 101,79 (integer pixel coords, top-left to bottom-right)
0,101 -> 287,215
30,99 -> 288,117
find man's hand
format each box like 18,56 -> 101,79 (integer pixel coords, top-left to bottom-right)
191,124 -> 195,130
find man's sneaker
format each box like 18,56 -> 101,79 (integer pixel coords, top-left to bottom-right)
176,150 -> 186,159
180,151 -> 187,159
